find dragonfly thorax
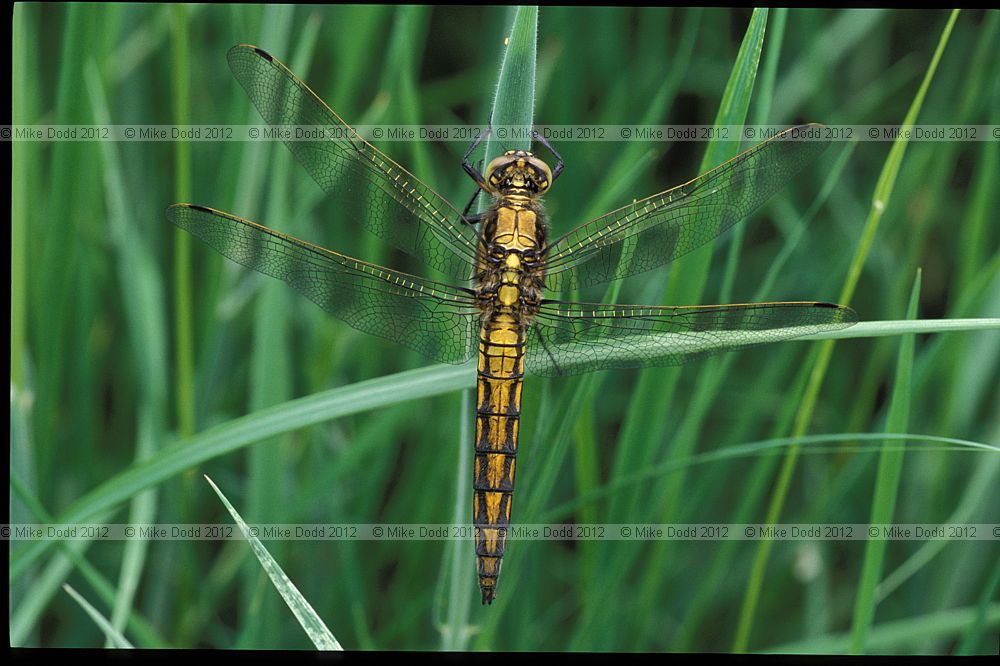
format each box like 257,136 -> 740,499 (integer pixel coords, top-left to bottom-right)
484,150 -> 552,197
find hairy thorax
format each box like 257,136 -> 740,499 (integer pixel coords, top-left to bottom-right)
475,196 -> 547,323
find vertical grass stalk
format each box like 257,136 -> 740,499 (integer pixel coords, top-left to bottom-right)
733,9 -> 960,651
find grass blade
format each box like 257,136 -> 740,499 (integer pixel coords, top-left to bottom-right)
769,604 -> 1000,654
850,271 -> 920,653
587,11 -> 769,645
63,585 -> 135,648
734,10 -> 961,651
205,475 -> 342,650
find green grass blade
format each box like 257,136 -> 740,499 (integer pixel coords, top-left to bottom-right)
63,585 -> 135,648
238,8 -> 305,648
609,0 -> 767,559
578,12 -> 766,642
877,451 -> 1000,603
538,431 -> 996,522
11,4 -> 34,389
435,389 -> 477,649
85,52 -> 170,646
9,363 -> 474,582
957,556 -> 1000,654
10,510 -> 113,645
10,5 -> 39,633
205,476 -> 342,650
769,604 -> 1000,654
171,4 -> 195,439
774,10 -> 887,114
850,271 -> 919,653
537,319 -> 998,371
669,132 -> 857,651
795,318 -> 999,340
483,5 -> 538,160
733,10 -> 961,651
9,474 -> 167,647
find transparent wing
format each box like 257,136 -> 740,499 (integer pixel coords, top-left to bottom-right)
542,126 -> 830,291
227,44 -> 480,280
167,204 -> 479,364
526,300 -> 857,377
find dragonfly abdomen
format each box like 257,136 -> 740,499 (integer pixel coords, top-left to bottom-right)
473,313 -> 525,605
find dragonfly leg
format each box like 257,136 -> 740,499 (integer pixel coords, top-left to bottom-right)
460,159 -> 489,225
463,125 -> 492,190
461,188 -> 485,225
532,130 -> 565,181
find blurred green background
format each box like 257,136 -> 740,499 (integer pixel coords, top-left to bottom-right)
10,4 -> 999,653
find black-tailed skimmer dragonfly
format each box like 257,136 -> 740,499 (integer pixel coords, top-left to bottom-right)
167,44 -> 857,605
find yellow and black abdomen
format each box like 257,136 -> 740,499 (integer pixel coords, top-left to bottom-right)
472,197 -> 543,605
473,311 -> 525,605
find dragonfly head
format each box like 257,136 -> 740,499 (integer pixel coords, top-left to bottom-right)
484,150 -> 553,197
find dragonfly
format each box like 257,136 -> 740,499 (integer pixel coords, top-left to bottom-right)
168,44 -> 857,605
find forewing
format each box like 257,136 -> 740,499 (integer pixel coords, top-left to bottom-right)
542,126 -> 830,291
227,44 -> 480,280
168,203 -> 479,364
526,300 -> 856,377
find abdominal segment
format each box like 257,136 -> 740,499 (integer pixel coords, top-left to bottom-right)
473,313 -> 524,604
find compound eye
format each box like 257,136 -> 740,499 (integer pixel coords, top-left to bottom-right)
484,155 -> 510,183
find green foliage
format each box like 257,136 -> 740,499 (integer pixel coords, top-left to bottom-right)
10,5 -> 999,653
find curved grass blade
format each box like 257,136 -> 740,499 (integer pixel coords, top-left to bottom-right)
9,362 -> 474,582
537,431 -> 997,522
63,585 -> 134,648
770,604 -> 1000,654
205,475 -> 342,650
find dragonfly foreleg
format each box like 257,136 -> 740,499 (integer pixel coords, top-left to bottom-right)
463,125 -> 492,191
531,130 -> 564,181
461,159 -> 488,225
